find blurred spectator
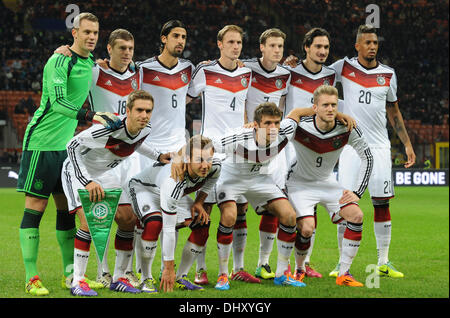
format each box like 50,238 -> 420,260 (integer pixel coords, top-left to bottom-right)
0,0 -> 447,127
14,98 -> 27,114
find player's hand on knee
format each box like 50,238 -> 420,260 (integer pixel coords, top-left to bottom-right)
54,44 -> 71,56
92,111 -> 122,130
85,181 -> 105,202
339,190 -> 359,205
191,202 -> 209,226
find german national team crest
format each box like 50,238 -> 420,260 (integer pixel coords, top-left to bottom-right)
332,138 -> 343,149
241,77 -> 248,88
376,75 -> 386,86
275,78 -> 283,89
181,72 -> 189,84
323,79 -> 330,85
131,78 -> 138,90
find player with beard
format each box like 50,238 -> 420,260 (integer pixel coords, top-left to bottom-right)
330,25 -> 415,278
282,28 -> 337,279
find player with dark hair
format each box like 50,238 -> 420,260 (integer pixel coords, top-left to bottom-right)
330,25 -> 416,278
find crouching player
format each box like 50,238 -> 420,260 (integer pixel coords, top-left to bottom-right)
286,85 -> 373,287
61,90 -> 170,296
127,135 -> 221,292
207,103 -> 316,290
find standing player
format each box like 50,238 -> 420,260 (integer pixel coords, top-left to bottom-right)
284,27 -> 336,279
127,135 -> 220,292
16,13 -> 121,296
136,20 -> 195,283
286,85 -> 373,287
54,28 -> 142,288
138,20 -> 194,161
88,28 -> 142,288
62,90 -> 170,296
240,28 -> 291,280
186,25 -> 256,284
330,25 -> 416,278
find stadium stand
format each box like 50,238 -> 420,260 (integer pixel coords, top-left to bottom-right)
0,0 -> 448,167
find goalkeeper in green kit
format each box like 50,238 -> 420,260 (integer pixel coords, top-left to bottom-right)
17,12 -> 121,296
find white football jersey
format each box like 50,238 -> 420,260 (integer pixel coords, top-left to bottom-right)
243,58 -> 291,122
213,118 -> 296,176
330,57 -> 397,147
138,57 -> 195,152
131,159 -> 222,214
88,64 -> 140,118
66,120 -> 159,186
187,60 -> 252,139
287,116 -> 373,198
285,62 -> 336,115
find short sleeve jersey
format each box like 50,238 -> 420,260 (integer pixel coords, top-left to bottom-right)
187,60 -> 252,140
285,62 -> 336,115
330,57 -> 398,147
138,57 -> 194,152
88,64 -> 140,118
243,58 -> 291,122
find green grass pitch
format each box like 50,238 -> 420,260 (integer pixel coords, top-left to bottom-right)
0,186 -> 448,299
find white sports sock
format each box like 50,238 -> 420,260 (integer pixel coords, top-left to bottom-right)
374,221 -> 391,265
258,230 -> 276,267
132,226 -> 143,273
276,239 -> 294,277
232,227 -> 247,272
304,230 -> 316,264
178,241 -> 203,278
337,221 -> 347,256
196,242 -> 207,271
339,238 -> 360,276
139,239 -> 157,282
113,249 -> 133,282
73,249 -> 89,287
217,242 -> 232,275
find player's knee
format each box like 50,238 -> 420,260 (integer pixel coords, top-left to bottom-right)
348,208 -> 363,224
297,217 -> 314,238
115,205 -> 136,230
280,209 -> 296,227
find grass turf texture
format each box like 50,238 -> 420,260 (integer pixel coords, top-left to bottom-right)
0,186 -> 448,299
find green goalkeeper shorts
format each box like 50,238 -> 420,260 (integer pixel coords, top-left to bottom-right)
17,150 -> 67,199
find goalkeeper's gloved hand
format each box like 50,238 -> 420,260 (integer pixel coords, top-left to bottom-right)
77,109 -> 122,130
92,112 -> 122,130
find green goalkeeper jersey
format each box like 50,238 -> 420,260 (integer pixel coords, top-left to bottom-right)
23,51 -> 95,151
